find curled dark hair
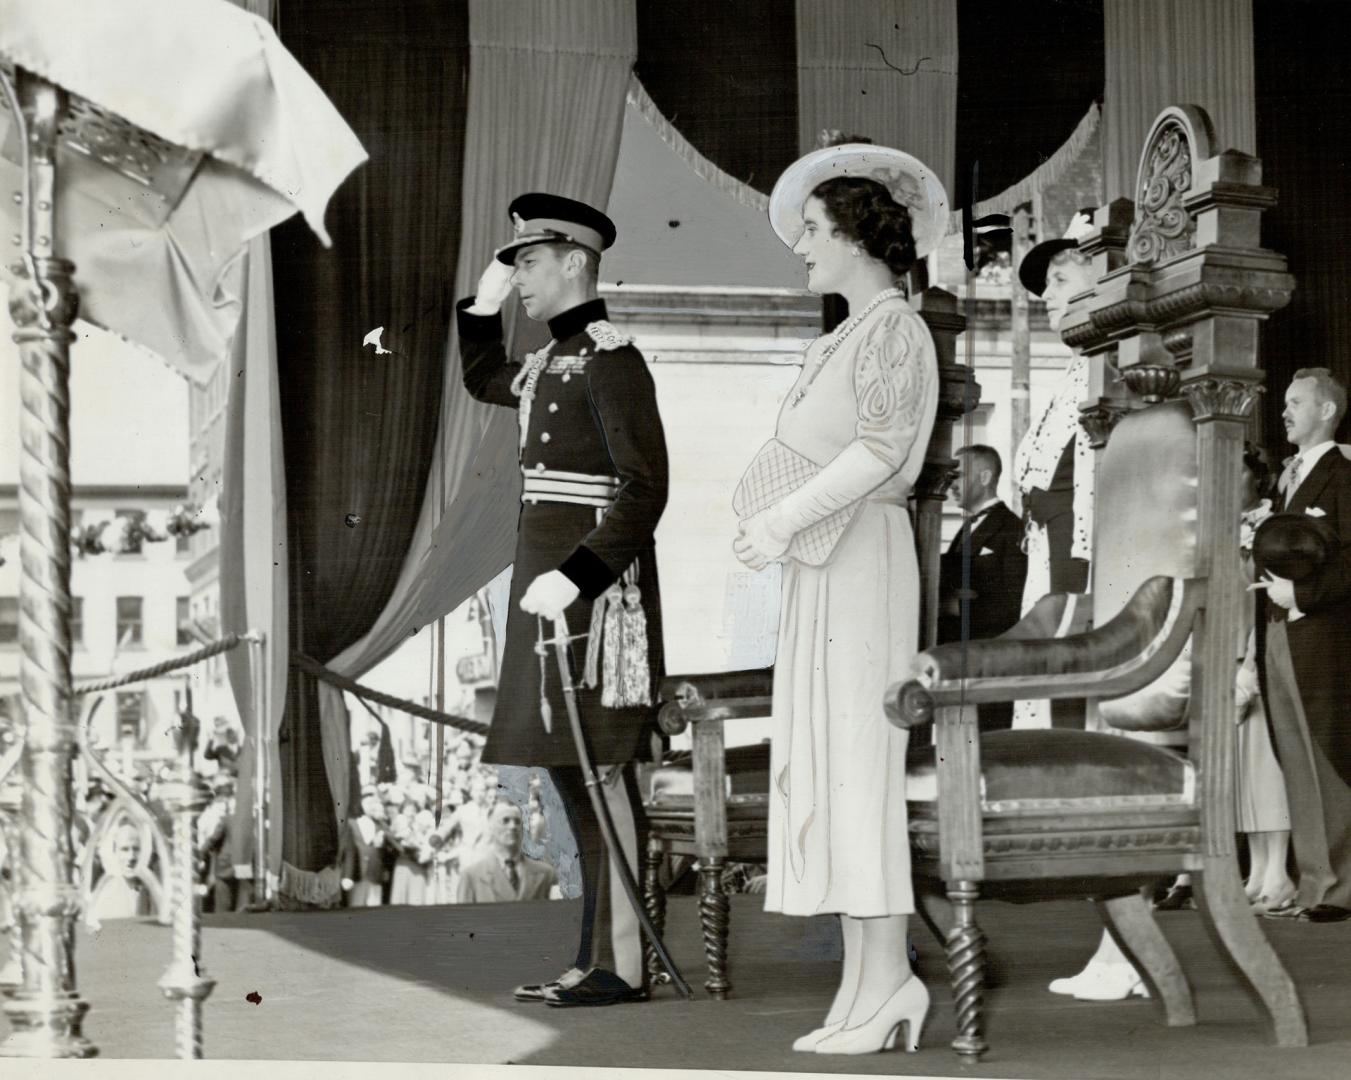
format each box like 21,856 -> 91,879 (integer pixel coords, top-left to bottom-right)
810,176 -> 918,279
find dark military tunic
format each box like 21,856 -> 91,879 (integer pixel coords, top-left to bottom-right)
457,296 -> 668,766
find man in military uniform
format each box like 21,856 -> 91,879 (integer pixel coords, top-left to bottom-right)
457,193 -> 668,1007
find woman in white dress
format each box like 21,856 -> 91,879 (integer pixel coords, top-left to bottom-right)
733,141 -> 944,1057
1015,212 -> 1154,1000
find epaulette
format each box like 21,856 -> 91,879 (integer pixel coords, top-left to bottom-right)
585,320 -> 633,352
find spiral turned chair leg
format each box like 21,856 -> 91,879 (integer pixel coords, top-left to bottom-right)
697,858 -> 730,999
945,880 -> 988,1062
643,843 -> 669,986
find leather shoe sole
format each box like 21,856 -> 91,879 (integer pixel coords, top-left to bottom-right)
1299,904 -> 1351,923
514,967 -> 585,1002
513,982 -> 561,1002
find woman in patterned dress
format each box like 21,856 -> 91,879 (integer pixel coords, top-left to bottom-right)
733,141 -> 945,1057
1011,208 -> 1099,731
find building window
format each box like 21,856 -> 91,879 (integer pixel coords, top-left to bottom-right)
176,530 -> 191,555
116,596 -> 143,647
71,597 -> 83,647
115,690 -> 145,745
176,597 -> 192,646
0,597 -> 16,645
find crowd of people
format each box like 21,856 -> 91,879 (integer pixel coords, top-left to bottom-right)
341,728 -> 559,907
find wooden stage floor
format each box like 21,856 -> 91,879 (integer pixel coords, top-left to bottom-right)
3,892 -> 1349,1078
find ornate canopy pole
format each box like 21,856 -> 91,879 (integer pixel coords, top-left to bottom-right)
0,66 -> 95,1057
913,286 -> 976,652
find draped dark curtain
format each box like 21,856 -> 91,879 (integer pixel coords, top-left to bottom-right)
635,0 -> 799,195
271,0 -> 470,873
954,0 -> 1104,211
1254,0 -> 1351,447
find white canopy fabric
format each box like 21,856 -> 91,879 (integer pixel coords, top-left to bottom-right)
0,0 -> 367,384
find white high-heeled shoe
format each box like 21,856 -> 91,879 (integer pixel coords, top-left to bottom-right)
814,977 -> 929,1055
791,1020 -> 844,1052
1048,963 -> 1148,1001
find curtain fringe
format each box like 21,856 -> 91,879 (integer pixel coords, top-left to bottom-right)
945,102 -> 1101,233
626,74 -> 770,212
279,860 -> 343,908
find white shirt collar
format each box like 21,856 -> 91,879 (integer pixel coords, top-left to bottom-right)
1297,441 -> 1338,473
965,496 -> 1001,520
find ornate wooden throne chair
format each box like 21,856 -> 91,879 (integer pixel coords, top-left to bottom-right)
888,104 -> 1306,1062
643,289 -> 973,997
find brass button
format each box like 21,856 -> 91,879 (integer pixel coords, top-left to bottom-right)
540,432 -> 551,443
548,402 -> 558,413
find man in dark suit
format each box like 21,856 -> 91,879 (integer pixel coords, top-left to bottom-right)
938,444 -> 1027,732
457,799 -> 558,904
1258,367 -> 1351,922
458,194 -> 667,1006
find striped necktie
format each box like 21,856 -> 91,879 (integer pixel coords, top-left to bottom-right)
1283,455 -> 1304,508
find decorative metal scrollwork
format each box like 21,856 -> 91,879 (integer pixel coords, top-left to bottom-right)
76,696 -> 172,930
1129,121 -> 1196,266
1,60 -> 202,212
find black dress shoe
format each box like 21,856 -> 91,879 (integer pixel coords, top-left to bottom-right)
1299,904 -> 1351,923
544,968 -> 648,1008
513,967 -> 584,1002
1154,884 -> 1194,911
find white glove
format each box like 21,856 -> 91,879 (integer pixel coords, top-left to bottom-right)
466,260 -> 515,316
341,877 -> 354,891
732,507 -> 795,571
519,570 -> 581,622
776,441 -> 895,533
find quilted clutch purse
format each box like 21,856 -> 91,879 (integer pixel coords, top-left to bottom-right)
733,439 -> 858,566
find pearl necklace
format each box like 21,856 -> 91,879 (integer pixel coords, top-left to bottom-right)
788,288 -> 904,408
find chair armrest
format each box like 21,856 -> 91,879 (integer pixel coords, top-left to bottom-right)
998,590 -> 1092,641
888,576 -> 1202,729
657,668 -> 774,736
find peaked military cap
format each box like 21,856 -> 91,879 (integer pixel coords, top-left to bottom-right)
494,192 -> 618,265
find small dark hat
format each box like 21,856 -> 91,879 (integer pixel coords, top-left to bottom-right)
1017,206 -> 1097,296
494,193 -> 617,265
1253,512 -> 1341,582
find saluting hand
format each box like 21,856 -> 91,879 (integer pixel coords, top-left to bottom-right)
467,260 -> 516,316
520,570 -> 581,622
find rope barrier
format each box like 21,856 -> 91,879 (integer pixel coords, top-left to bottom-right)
289,651 -> 489,736
68,630 -> 489,737
75,632 -> 258,694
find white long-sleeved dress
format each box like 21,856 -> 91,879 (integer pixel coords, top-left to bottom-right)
760,297 -> 938,918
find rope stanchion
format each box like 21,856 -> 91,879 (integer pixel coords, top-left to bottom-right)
289,651 -> 488,736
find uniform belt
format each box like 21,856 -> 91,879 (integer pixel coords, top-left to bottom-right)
522,469 -> 620,508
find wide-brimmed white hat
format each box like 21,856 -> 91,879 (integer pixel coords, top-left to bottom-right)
768,144 -> 949,259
